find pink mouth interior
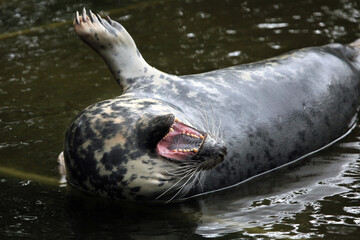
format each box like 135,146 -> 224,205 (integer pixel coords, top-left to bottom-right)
156,120 -> 205,160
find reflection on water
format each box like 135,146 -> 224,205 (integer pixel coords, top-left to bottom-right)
195,132 -> 360,238
0,0 -> 359,239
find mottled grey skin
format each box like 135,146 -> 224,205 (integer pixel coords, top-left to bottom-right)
62,9 -> 360,202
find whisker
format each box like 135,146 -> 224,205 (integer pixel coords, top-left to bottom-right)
165,161 -> 200,176
170,164 -> 197,170
210,103 -> 216,137
156,171 -> 193,200
166,168 -> 199,203
196,174 -> 204,192
165,167 -> 195,176
200,102 -> 211,135
175,169 -> 196,191
178,166 -> 202,198
216,115 -> 222,141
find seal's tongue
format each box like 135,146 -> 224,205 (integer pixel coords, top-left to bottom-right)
156,120 -> 205,160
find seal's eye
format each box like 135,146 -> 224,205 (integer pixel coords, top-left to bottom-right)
156,118 -> 206,161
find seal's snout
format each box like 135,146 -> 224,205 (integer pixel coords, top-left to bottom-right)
196,136 -> 227,170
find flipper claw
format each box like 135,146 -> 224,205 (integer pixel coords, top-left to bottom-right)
82,7 -> 87,22
106,15 -> 112,24
96,14 -> 103,24
75,11 -> 80,25
89,10 -> 95,22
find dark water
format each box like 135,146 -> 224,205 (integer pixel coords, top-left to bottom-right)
1,0 -> 359,239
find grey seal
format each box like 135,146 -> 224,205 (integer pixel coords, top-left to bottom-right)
59,8 -> 360,202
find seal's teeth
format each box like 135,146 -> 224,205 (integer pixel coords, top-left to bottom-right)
181,131 -> 202,139
82,7 -> 87,22
75,11 -> 80,25
172,148 -> 197,153
174,118 -> 180,122
170,128 -> 174,132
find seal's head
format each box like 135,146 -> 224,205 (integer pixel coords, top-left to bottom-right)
64,96 -> 227,202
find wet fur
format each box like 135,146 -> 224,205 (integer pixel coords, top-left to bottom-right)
62,9 -> 360,202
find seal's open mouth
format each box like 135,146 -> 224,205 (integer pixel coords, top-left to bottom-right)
156,119 -> 206,160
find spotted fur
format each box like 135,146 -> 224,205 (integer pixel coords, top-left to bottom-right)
62,9 -> 360,202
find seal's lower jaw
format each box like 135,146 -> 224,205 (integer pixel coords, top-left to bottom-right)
156,119 -> 206,160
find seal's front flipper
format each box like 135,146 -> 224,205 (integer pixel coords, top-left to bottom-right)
73,8 -> 161,90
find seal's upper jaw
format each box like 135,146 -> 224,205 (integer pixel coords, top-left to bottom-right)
156,118 -> 206,161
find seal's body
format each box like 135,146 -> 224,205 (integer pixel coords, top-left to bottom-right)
62,9 -> 360,202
